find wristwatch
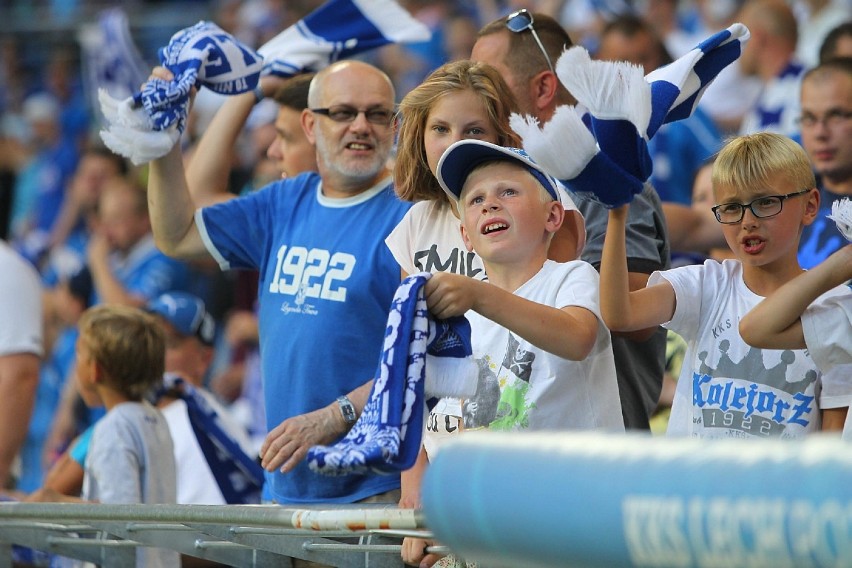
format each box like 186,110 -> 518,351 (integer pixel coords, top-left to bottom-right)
336,395 -> 357,425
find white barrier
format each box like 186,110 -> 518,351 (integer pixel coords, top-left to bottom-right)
0,503 -> 437,567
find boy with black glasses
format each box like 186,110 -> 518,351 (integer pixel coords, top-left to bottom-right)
600,132 -> 852,438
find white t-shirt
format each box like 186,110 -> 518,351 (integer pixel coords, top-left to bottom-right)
161,388 -> 255,505
0,241 -> 42,357
652,259 -> 852,439
802,292 -> 852,374
464,260 -> 623,432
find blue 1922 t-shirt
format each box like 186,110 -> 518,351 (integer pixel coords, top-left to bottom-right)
197,172 -> 411,504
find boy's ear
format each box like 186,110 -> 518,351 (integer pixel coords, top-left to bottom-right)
545,201 -> 565,234
802,187 -> 820,226
460,222 -> 474,253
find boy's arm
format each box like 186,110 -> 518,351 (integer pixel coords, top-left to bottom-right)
739,244 -> 852,350
600,206 -> 676,332
426,273 -> 598,361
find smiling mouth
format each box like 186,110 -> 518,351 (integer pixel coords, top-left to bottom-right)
346,142 -> 372,151
483,222 -> 508,234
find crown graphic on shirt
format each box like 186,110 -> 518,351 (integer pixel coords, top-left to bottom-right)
696,340 -> 817,392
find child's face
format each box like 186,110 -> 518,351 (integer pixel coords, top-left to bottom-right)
713,175 -> 818,270
74,335 -> 103,408
459,162 -> 562,264
424,89 -> 500,177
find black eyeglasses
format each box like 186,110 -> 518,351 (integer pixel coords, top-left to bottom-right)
711,189 -> 812,224
310,105 -> 394,126
505,9 -> 555,74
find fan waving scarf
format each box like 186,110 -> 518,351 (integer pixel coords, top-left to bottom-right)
99,21 -> 262,165
308,273 -> 477,476
258,0 -> 431,78
511,23 -> 749,209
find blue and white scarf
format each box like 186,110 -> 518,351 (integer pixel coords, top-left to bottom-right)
258,0 -> 430,78
512,23 -> 749,208
156,373 -> 264,504
99,21 -> 263,165
308,273 -> 476,476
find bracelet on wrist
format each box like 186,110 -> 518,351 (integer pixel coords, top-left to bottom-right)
252,83 -> 264,104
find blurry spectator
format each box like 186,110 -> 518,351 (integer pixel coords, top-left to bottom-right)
87,176 -> 189,308
596,14 -> 722,205
148,291 -> 260,505
16,267 -> 91,492
11,92 -> 79,264
819,20 -> 852,62
795,0 -> 850,67
662,0 -> 761,134
737,0 -> 807,138
41,146 -> 128,288
797,57 -> 852,269
0,239 -> 42,489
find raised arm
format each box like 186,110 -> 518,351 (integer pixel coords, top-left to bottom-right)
147,144 -> 209,259
740,244 -> 852,350
426,272 -> 598,361
186,75 -> 290,207
600,205 -> 676,332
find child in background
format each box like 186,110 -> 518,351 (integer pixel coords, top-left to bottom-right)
600,132 -> 852,438
30,304 -> 179,568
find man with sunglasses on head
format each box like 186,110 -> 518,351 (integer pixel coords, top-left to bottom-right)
146,60 -> 410,519
470,10 -> 671,432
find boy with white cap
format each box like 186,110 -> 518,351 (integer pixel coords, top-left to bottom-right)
427,139 -> 624,432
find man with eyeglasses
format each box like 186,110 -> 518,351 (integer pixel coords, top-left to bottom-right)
146,60 -> 410,516
471,10 -> 671,432
798,57 -> 852,270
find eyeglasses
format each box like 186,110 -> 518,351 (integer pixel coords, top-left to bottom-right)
711,188 -> 812,224
310,106 -> 394,126
505,9 -> 555,74
798,109 -> 852,129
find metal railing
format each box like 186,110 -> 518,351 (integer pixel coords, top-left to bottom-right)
0,503 -> 444,567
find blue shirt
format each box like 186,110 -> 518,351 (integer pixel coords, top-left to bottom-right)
198,173 -> 411,504
799,186 -> 847,270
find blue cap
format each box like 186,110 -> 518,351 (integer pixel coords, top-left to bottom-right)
146,292 -> 215,346
436,139 -> 561,202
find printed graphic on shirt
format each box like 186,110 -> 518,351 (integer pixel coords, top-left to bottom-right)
267,244 -> 356,315
689,336 -> 817,438
413,245 -> 485,280
464,333 -> 537,431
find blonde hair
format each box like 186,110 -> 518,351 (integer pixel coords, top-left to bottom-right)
394,60 -> 521,203
712,132 -> 816,196
78,304 -> 165,400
